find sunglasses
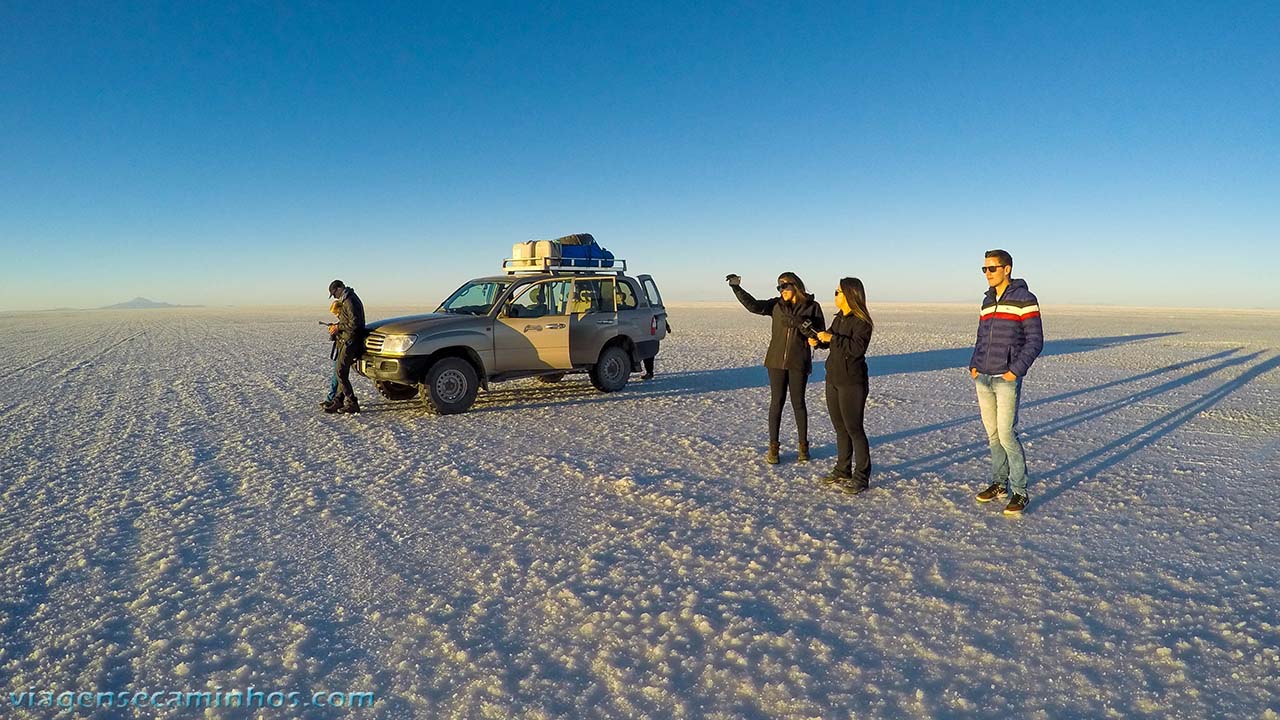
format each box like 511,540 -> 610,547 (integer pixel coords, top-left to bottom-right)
834,289 -> 844,296
981,265 -> 1007,273
777,283 -> 795,291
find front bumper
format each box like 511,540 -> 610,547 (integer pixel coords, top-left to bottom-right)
356,354 -> 430,384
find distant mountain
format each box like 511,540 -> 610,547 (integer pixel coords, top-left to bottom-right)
99,297 -> 200,309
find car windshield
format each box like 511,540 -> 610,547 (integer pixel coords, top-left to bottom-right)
437,280 -> 512,315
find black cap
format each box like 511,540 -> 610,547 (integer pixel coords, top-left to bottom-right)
328,280 -> 344,297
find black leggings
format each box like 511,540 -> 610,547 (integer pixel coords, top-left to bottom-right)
826,381 -> 871,482
767,368 -> 809,445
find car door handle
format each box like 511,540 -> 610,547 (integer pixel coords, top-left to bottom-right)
544,323 -> 566,329
595,319 -> 615,325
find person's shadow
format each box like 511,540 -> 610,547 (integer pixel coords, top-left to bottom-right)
639,332 -> 1182,396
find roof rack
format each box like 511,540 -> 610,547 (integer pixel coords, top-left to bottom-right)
502,257 -> 628,275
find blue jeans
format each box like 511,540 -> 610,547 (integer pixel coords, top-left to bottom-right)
974,373 -> 1029,494
326,357 -> 339,402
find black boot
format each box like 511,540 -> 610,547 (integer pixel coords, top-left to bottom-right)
323,398 -> 344,413
835,478 -> 869,495
340,397 -> 361,414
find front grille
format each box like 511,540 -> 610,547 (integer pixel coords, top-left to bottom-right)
365,332 -> 386,353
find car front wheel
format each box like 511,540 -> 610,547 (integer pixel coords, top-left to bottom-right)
422,357 -> 479,414
589,345 -> 630,393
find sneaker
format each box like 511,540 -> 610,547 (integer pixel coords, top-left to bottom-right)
641,372 -> 654,380
1003,494 -> 1028,514
835,479 -> 868,495
976,483 -> 1008,503
797,442 -> 810,463
765,443 -> 780,465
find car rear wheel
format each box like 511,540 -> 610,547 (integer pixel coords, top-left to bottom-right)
589,345 -> 630,393
375,381 -> 419,401
422,357 -> 479,414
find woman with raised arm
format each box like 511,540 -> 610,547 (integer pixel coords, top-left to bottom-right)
727,272 -> 825,464
811,277 -> 874,494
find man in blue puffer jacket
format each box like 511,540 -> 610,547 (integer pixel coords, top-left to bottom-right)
969,249 -> 1044,514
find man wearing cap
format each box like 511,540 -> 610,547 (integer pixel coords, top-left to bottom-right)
324,279 -> 366,414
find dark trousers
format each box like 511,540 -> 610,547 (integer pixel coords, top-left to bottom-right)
767,368 -> 809,445
335,339 -> 360,404
826,381 -> 870,483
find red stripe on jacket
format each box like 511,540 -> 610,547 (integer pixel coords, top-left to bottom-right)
981,311 -> 1041,322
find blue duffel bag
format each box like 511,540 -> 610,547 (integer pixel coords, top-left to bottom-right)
561,242 -> 614,267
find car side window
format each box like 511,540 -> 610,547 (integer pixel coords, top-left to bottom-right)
616,280 -> 639,310
571,279 -> 617,315
509,280 -> 571,318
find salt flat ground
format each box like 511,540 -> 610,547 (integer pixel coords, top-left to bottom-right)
1,304 -> 1278,719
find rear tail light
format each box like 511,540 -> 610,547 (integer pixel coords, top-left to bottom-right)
650,317 -> 658,335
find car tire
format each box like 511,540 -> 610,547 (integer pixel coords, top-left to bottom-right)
375,381 -> 419,401
422,357 -> 479,414
589,345 -> 630,393
537,373 -> 566,384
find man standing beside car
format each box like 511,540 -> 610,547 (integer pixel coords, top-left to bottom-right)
970,250 -> 1043,514
324,279 -> 366,415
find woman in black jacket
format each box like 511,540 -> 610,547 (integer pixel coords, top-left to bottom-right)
811,277 -> 874,493
728,272 -> 826,464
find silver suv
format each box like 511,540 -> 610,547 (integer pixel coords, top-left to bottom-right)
355,260 -> 667,414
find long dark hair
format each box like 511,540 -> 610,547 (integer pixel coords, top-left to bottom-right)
838,277 -> 873,330
777,272 -> 807,305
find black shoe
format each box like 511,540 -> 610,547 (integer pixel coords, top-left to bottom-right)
835,479 -> 868,495
641,372 -> 654,380
1004,494 -> 1028,514
319,398 -> 338,410
797,442 -> 810,463
323,400 -> 343,414
340,399 -> 361,414
765,443 -> 780,465
819,472 -> 846,485
976,483 -> 1009,503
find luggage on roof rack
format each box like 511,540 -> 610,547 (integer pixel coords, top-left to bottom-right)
561,242 -> 613,268
506,233 -> 618,273
503,256 -> 627,274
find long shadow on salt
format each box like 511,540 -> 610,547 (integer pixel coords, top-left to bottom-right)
878,347 -> 1256,480
415,332 -> 1184,414
1033,351 -> 1280,511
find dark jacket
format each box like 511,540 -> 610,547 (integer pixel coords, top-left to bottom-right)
732,286 -> 826,373
817,312 -> 872,386
969,279 -> 1044,376
336,288 -> 367,345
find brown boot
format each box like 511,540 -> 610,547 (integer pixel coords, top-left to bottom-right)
797,441 -> 810,463
765,442 -> 780,464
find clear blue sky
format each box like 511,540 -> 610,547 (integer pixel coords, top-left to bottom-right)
3,1 -> 1277,311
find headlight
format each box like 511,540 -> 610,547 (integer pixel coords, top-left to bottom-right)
380,334 -> 417,354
